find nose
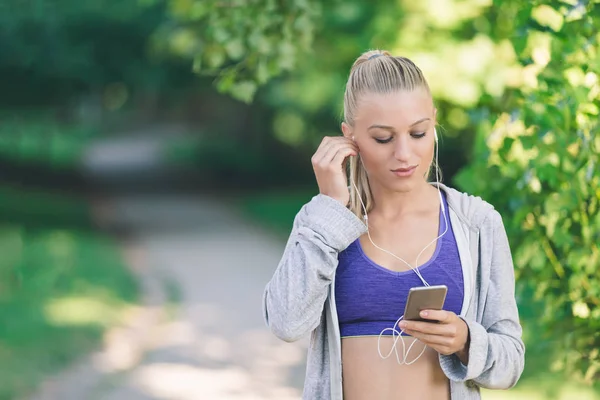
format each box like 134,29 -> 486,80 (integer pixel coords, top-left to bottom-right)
393,135 -> 411,162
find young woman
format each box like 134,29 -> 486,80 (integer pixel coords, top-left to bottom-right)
262,50 -> 525,400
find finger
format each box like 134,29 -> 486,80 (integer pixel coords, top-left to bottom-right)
331,146 -> 358,167
330,136 -> 358,150
314,138 -> 353,164
313,137 -> 336,163
419,309 -> 455,324
400,320 -> 448,336
321,142 -> 358,165
404,330 -> 452,347
321,141 -> 348,164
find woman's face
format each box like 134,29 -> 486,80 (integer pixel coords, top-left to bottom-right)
342,88 -> 437,193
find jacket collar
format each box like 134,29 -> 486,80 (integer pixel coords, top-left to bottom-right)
431,182 -> 494,230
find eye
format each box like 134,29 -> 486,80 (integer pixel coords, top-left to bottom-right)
411,132 -> 426,139
374,137 -> 393,144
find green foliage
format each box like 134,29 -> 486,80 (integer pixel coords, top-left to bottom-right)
0,114 -> 100,171
0,0 -> 180,106
455,0 -> 600,384
0,188 -> 138,400
0,185 -> 90,228
159,0 -> 321,103
171,0 -> 517,180
238,187 -> 316,236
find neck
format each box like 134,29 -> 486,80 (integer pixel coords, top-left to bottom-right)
369,181 -> 437,219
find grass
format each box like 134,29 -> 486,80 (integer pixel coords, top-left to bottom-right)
0,186 -> 138,400
237,187 -> 600,400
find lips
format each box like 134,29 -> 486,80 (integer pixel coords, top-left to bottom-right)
391,165 -> 417,177
392,166 -> 417,173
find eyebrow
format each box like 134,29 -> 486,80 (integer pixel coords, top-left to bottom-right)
367,117 -> 431,131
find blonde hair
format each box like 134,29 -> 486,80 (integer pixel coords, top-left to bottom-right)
343,49 -> 439,219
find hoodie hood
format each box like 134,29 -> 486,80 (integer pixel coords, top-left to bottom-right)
433,182 -> 495,230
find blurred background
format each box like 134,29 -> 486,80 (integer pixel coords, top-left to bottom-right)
0,0 -> 598,399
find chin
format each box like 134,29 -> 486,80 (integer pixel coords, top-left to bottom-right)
383,178 -> 418,193
393,182 -> 417,193
368,170 -> 426,193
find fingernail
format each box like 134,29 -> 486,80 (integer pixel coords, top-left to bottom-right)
399,321 -> 407,329
420,311 -> 428,317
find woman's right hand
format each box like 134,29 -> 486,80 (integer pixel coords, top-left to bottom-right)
311,136 -> 359,206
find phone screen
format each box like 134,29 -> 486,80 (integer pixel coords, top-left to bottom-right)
403,285 -> 448,321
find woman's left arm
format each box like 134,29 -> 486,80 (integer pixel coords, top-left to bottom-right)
441,209 -> 526,389
399,210 -> 525,388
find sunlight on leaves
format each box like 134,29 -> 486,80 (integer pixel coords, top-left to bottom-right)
532,4 -> 564,32
456,0 -> 600,384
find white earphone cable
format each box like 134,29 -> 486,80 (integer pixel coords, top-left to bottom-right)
349,127 -> 448,365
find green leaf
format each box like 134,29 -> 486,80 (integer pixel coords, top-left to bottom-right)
224,38 -> 245,60
205,46 -> 226,69
230,80 -> 258,103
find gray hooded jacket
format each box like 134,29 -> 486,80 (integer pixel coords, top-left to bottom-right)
262,183 -> 525,399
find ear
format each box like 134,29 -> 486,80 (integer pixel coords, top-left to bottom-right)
341,122 -> 353,139
433,108 -> 438,124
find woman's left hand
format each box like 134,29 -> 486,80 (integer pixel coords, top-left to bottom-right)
398,310 -> 470,364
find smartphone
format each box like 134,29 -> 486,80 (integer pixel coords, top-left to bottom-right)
403,285 -> 448,322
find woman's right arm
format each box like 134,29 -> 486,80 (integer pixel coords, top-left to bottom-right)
263,136 -> 362,342
262,193 -> 366,342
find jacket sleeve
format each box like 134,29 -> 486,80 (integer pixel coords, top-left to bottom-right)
262,194 -> 367,343
440,210 -> 525,389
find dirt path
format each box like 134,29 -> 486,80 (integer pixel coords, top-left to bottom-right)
30,194 -> 307,400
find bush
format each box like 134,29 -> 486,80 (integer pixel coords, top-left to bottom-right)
455,0 -> 600,384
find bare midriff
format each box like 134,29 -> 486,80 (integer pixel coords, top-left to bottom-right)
341,336 -> 450,400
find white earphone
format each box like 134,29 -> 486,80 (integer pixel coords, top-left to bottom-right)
349,125 -> 447,365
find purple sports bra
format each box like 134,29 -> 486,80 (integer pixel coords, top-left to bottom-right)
334,192 -> 464,337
